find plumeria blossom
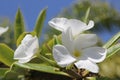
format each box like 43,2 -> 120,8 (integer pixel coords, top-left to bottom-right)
49,18 -> 107,73
48,18 -> 94,37
0,26 -> 9,36
52,27 -> 107,73
14,34 -> 39,63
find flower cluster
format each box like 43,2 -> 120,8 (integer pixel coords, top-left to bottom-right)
49,18 -> 107,73
13,17 -> 107,73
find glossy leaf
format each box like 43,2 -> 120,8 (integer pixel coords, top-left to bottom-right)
103,32 -> 120,48
0,43 -> 15,66
14,62 -> 70,77
106,43 -> 120,58
34,8 -> 47,37
14,8 -> 25,43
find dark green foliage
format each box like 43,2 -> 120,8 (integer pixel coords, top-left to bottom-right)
14,8 -> 25,43
34,8 -> 47,37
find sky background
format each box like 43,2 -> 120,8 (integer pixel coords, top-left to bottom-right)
0,0 -> 120,42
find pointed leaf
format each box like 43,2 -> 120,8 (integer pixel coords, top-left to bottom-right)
83,7 -> 91,23
106,43 -> 120,58
15,62 -> 70,77
0,43 -> 15,66
34,8 -> 47,37
103,32 -> 120,48
14,8 -> 25,43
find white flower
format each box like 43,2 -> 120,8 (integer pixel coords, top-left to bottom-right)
0,26 -> 9,36
49,18 -> 94,36
53,28 -> 107,73
14,34 -> 39,63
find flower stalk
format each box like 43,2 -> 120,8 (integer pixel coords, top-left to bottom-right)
36,53 -> 57,66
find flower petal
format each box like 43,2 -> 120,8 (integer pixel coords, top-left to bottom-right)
0,26 -> 9,36
68,20 -> 94,36
74,34 -> 97,49
53,45 -> 76,67
48,18 -> 69,31
62,27 -> 74,53
83,47 -> 107,63
84,20 -> 94,31
14,44 -> 28,59
22,34 -> 39,56
75,60 -> 99,73
14,34 -> 39,63
18,56 -> 33,63
49,18 -> 94,36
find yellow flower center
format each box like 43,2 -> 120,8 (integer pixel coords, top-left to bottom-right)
73,50 -> 81,58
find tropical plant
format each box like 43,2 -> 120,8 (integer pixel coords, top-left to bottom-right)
0,1 -> 120,80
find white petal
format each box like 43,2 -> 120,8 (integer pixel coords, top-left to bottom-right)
75,60 -> 99,73
23,35 -> 39,56
84,20 -> 94,30
74,34 -> 97,49
48,18 -> 69,32
83,47 -> 107,63
0,26 -> 9,36
68,19 -> 87,36
62,27 -> 74,53
53,45 -> 76,67
14,34 -> 39,63
49,18 -> 94,37
68,19 -> 94,36
18,56 -> 32,63
14,44 -> 28,59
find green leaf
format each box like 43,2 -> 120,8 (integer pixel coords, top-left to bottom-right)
4,63 -> 28,80
106,43 -> 120,58
14,8 -> 25,43
103,32 -> 120,48
34,8 -> 47,37
0,68 -> 9,77
54,35 -> 60,45
0,43 -> 15,66
83,7 -> 91,23
14,62 -> 70,77
41,35 -> 61,55
16,32 -> 27,46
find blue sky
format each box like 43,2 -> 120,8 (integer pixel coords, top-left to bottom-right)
0,0 -> 119,42
0,0 -> 74,31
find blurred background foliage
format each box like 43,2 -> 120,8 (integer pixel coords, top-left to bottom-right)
0,18 -> 14,49
0,0 -> 120,80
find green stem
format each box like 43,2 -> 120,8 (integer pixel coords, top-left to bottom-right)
37,53 -> 57,66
